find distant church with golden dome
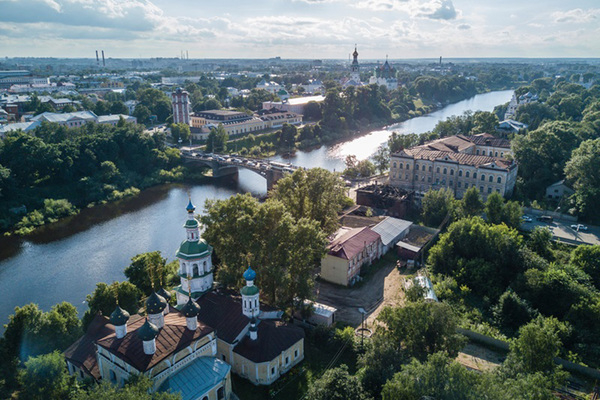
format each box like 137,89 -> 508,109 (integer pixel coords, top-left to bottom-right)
65,200 -> 305,400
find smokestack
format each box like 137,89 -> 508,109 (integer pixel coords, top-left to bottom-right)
440,56 -> 442,65
96,50 -> 99,65
186,50 -> 189,60
102,50 -> 105,67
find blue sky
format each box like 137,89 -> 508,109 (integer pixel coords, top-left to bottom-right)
0,0 -> 599,59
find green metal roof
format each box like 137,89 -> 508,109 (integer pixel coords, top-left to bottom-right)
184,219 -> 199,229
176,239 -> 212,260
241,285 -> 259,296
159,357 -> 230,400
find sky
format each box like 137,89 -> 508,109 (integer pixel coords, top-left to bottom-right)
0,0 -> 599,59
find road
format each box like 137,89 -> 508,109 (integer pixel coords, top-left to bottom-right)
519,218 -> 600,246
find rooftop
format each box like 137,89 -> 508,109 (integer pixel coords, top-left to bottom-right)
371,217 -> 413,247
159,357 -> 230,400
233,320 -> 304,363
328,226 -> 381,260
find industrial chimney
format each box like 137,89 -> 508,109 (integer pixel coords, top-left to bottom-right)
102,50 -> 105,67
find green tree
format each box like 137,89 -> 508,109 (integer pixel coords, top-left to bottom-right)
124,251 -> 177,295
501,316 -> 568,377
485,192 -> 504,224
378,302 -> 466,361
570,245 -> 600,288
459,186 -> 484,218
279,123 -> 297,149
421,188 -> 456,227
133,104 -> 152,125
73,374 -> 180,400
565,138 -> 600,219
82,281 -> 141,329
371,144 -> 390,174
110,101 -> 129,115
428,217 -> 523,298
271,168 -> 349,235
492,289 -> 537,335
20,351 -> 75,400
306,365 -> 371,400
170,123 -> 191,144
358,335 -> 406,398
206,124 -> 228,153
472,111 -> 499,134
528,226 -> 553,260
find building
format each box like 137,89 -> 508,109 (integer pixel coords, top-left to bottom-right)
0,120 -> 41,139
190,110 -> 266,138
546,180 -> 574,200
257,109 -> 302,129
300,79 -> 324,94
370,217 -> 412,254
30,111 -> 136,128
389,134 -> 518,201
172,87 -> 191,125
295,300 -> 337,327
321,226 -> 383,286
262,95 -> 325,115
0,70 -> 49,89
64,199 -> 305,396
256,80 -> 283,94
497,119 -> 528,134
504,91 -> 539,120
368,57 -> 398,90
342,46 -> 363,88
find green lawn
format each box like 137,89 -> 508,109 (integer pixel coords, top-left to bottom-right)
231,331 -> 359,400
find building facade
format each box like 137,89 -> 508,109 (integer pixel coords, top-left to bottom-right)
389,134 -> 518,201
172,87 -> 191,125
368,58 -> 398,90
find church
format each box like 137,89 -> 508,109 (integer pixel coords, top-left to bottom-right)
64,199 -> 305,399
368,57 -> 398,90
342,45 -> 364,88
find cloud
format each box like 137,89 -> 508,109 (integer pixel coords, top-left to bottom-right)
415,0 -> 457,20
354,0 -> 408,11
0,0 -> 163,31
552,8 -> 600,24
457,23 -> 470,30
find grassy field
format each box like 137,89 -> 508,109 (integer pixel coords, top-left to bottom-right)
231,329 -> 359,400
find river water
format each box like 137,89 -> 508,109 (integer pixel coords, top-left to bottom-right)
0,90 -> 512,328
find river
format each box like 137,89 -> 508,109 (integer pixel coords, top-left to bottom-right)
0,90 -> 512,329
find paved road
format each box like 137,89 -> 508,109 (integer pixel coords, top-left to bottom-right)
520,217 -> 600,246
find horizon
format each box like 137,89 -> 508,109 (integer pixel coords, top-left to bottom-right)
1,0 -> 599,59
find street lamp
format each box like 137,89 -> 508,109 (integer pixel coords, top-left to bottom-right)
358,307 -> 367,347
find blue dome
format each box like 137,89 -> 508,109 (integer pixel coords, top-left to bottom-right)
243,266 -> 256,281
186,199 -> 195,213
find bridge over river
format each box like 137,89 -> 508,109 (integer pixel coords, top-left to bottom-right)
181,151 -> 302,190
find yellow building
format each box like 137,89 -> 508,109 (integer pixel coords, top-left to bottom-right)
320,226 -> 383,286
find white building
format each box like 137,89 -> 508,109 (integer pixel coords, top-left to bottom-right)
262,95 -> 325,115
368,58 -> 398,90
342,46 -> 364,88
256,80 -> 283,94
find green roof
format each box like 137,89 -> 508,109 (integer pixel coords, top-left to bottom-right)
176,239 -> 212,260
174,285 -> 211,300
241,285 -> 259,296
184,219 -> 199,229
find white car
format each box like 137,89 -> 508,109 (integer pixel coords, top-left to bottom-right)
521,215 -> 532,222
571,224 -> 588,231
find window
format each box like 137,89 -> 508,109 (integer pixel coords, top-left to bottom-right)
497,177 -> 502,183
466,171 -> 470,178
406,164 -> 410,170
436,178 -> 439,184
422,175 -> 425,181
415,164 -> 419,170
495,151 -> 498,157
217,387 -> 225,400
295,349 -> 299,358
429,166 -> 432,172
271,367 -> 276,375
458,182 -> 462,188
109,370 -> 117,383
488,187 -> 492,194
476,149 -> 480,155
479,186 -> 483,193
193,264 -> 199,276
489,175 -> 493,183
393,162 -> 397,168
415,174 -> 418,181
286,356 -> 290,365
443,168 -> 447,174
450,169 -> 454,176
459,170 -> 463,177
449,180 -> 453,186
405,173 -> 409,179
473,173 -> 477,179
481,174 -> 485,181
500,152 -> 504,158
222,355 -> 226,362
428,177 -> 432,182
436,167 -> 440,173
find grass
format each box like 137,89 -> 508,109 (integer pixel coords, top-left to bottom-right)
231,329 -> 359,400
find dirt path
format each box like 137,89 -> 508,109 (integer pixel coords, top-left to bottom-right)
314,261 -> 406,327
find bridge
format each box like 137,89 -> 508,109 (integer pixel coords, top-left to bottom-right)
180,151 -> 302,190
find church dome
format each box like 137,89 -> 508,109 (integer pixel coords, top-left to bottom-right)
137,319 -> 159,341
184,219 -> 199,229
157,287 -> 172,302
243,266 -> 256,281
145,292 -> 167,315
176,239 -> 211,259
181,298 -> 201,318
186,199 -> 195,213
110,305 -> 130,326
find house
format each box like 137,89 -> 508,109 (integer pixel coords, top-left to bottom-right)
295,300 -> 337,327
497,119 -> 528,134
546,180 -> 574,200
321,226 -> 383,286
370,217 -> 413,254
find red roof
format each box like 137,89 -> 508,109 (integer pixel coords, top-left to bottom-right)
328,227 -> 381,260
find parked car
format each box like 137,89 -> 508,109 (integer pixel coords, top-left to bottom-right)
521,215 -> 532,222
571,224 -> 588,231
536,216 -> 554,223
